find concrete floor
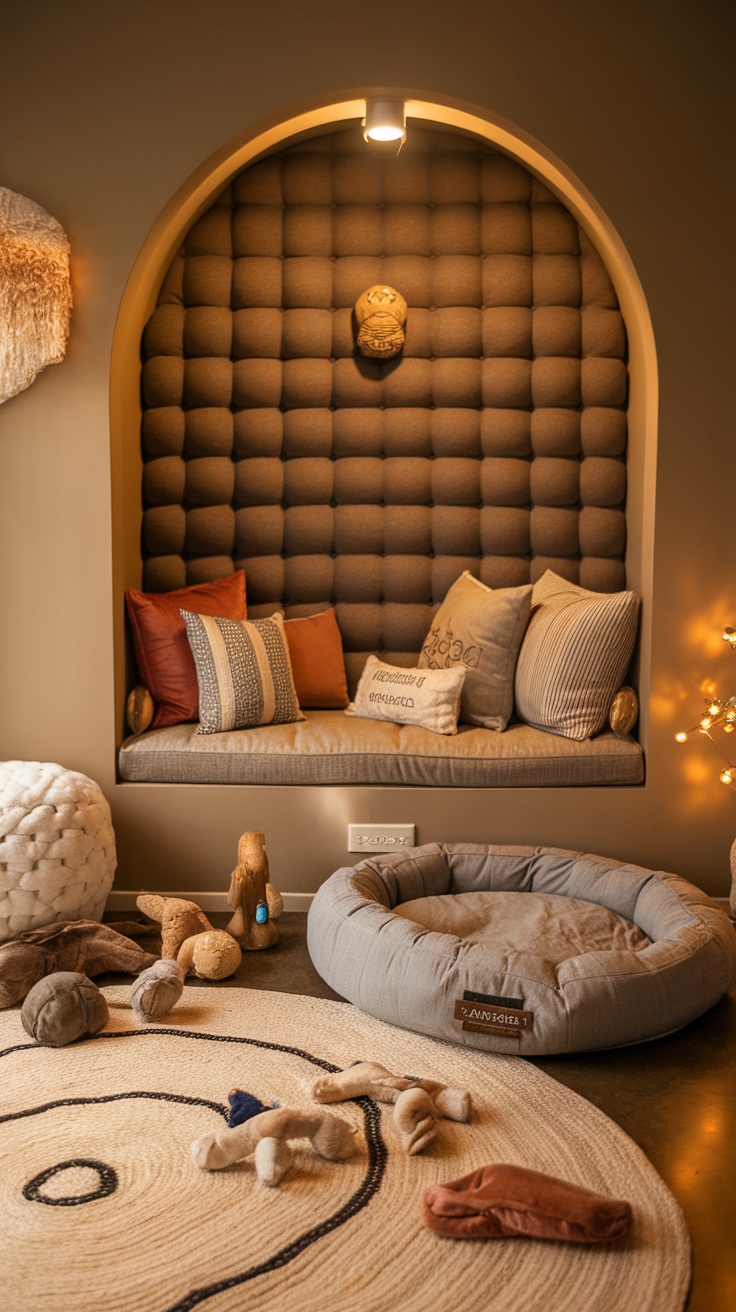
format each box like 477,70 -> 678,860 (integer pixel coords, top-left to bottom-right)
107,911 -> 736,1311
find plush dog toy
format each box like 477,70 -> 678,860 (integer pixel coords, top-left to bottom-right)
136,894 -> 242,981
192,1107 -> 357,1187
420,1164 -> 632,1243
129,959 -> 186,1021
0,919 -> 157,1009
21,971 -> 110,1046
312,1061 -> 472,1154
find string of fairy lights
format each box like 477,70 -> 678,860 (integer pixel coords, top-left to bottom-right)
676,626 -> 736,788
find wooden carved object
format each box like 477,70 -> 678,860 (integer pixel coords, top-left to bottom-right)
126,685 -> 155,735
609,686 -> 639,737
226,831 -> 283,950
354,284 -> 407,360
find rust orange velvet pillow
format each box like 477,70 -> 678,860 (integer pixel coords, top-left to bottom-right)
125,572 -> 247,728
283,609 -> 349,709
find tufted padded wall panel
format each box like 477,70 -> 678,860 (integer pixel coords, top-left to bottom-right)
141,127 -> 628,692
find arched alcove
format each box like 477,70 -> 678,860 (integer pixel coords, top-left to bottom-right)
110,89 -> 657,757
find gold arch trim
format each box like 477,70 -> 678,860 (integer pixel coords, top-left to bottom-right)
110,88 -> 657,751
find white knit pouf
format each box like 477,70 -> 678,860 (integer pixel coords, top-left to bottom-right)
0,761 -> 116,943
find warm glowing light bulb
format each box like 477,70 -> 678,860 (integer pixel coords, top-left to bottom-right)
720,770 -> 733,785
700,716 -> 712,729
708,700 -> 721,716
362,99 -> 406,144
675,732 -> 688,743
366,125 -> 404,142
723,627 -> 736,647
725,723 -> 735,734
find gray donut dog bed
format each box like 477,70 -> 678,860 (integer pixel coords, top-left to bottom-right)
307,843 -> 736,1055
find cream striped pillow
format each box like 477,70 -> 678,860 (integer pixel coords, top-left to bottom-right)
514,571 -> 640,741
181,610 -> 304,734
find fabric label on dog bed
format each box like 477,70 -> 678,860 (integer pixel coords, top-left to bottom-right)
454,996 -> 534,1036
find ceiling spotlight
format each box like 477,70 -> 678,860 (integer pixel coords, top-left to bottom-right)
362,98 -> 406,144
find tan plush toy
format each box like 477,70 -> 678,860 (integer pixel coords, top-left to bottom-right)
312,1061 -> 472,1155
191,1107 -> 357,1187
136,894 -> 242,981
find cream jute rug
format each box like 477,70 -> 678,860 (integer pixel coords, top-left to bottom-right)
0,987 -> 689,1312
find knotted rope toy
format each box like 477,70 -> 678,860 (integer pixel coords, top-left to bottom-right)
192,1105 -> 358,1187
312,1060 -> 472,1154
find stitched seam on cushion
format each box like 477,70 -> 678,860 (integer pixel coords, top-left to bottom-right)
120,746 -> 640,765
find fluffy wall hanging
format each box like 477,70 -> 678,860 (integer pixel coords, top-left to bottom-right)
0,186 -> 72,404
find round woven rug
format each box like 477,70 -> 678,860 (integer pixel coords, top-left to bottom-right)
0,987 -> 690,1312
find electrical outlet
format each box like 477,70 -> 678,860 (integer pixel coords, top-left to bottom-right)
347,823 -> 416,853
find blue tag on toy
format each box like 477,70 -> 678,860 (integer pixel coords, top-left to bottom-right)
228,1090 -> 268,1127
255,901 -> 268,924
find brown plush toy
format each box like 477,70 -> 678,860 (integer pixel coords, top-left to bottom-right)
0,920 -> 157,1009
136,894 -> 242,980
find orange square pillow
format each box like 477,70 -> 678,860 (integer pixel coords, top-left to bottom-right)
126,572 -> 247,728
283,608 -> 349,709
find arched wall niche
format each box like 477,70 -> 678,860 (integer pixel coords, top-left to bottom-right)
110,88 -> 657,753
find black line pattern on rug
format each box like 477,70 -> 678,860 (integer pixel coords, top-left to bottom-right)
2,1025 -> 388,1312
0,1090 -> 229,1127
23,1158 -> 118,1206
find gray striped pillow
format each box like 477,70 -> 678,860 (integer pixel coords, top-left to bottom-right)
514,571 -> 640,741
181,610 -> 304,734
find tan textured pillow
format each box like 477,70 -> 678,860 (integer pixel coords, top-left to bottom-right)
514,570 -> 640,741
345,657 -> 467,735
181,610 -> 304,734
417,572 -> 532,730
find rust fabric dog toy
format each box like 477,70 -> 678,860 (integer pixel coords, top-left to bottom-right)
420,1163 -> 632,1243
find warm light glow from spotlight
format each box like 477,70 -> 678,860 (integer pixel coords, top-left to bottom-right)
675,732 -> 688,743
367,125 -> 404,141
721,770 -> 733,785
362,98 -> 406,144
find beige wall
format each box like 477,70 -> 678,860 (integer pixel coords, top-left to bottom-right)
1,0 -> 734,900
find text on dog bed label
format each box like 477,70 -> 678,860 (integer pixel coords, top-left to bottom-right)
454,999 -> 534,1034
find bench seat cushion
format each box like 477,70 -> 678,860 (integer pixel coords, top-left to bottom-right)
118,711 -> 644,786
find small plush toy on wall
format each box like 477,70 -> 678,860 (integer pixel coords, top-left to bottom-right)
225,831 -> 283,950
354,284 -> 407,360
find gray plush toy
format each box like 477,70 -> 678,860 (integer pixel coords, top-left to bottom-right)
130,959 -> 185,1021
21,971 -> 109,1047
